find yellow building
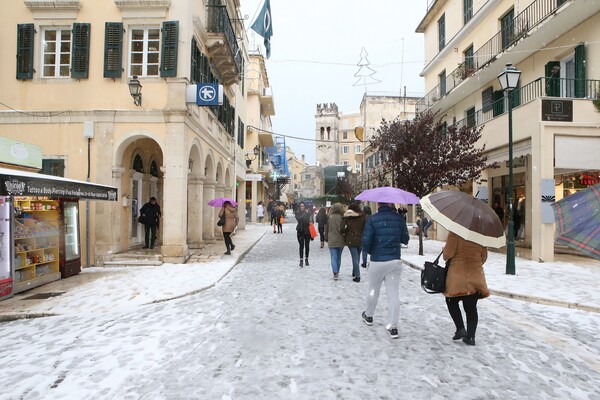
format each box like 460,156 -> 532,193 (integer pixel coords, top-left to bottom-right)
416,0 -> 600,261
0,0 -> 274,264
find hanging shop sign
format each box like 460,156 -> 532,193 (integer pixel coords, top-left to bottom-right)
0,168 -> 118,201
0,137 -> 42,169
185,84 -> 224,106
542,99 -> 573,122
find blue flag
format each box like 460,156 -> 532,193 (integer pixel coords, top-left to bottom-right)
250,0 -> 273,58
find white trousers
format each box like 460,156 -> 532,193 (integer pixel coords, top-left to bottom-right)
365,259 -> 403,329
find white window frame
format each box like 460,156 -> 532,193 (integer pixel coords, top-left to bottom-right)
354,144 -> 362,153
41,26 -> 71,78
355,162 -> 361,172
342,160 -> 350,166
560,54 -> 575,98
342,145 -> 349,154
129,26 -> 161,77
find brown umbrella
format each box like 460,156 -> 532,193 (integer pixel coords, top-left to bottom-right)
420,190 -> 505,248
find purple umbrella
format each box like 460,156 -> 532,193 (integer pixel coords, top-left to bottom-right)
355,186 -> 420,204
207,197 -> 238,207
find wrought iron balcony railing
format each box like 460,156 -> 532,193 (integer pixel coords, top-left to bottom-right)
453,77 -> 600,129
206,4 -> 242,74
417,0 -> 572,113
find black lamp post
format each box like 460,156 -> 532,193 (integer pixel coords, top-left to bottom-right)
128,75 -> 142,106
497,63 -> 521,275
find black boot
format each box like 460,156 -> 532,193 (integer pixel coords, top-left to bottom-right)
299,259 -> 303,267
305,258 -> 309,266
462,336 -> 476,346
452,328 -> 467,340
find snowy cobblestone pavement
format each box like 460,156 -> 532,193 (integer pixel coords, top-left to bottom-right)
1,225 -> 600,399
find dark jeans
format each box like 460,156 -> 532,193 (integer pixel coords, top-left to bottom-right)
445,293 -> 479,338
297,233 -> 310,259
318,225 -> 326,243
348,246 -> 361,278
144,224 -> 157,247
223,232 -> 234,252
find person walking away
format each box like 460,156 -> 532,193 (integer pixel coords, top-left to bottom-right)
343,204 -> 366,283
275,204 -> 285,233
139,196 -> 161,249
257,201 -> 265,223
219,201 -> 239,255
327,203 -> 346,280
361,205 -> 372,268
442,231 -> 489,346
493,202 -> 504,227
295,202 -> 313,267
422,213 -> 432,238
267,200 -> 276,233
361,202 -> 409,339
315,207 -> 328,249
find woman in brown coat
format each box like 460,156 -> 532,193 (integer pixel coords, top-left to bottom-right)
219,201 -> 239,255
443,231 -> 489,346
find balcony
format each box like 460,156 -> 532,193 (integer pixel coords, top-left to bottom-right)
454,77 -> 600,130
416,0 -> 597,113
206,4 -> 242,86
259,87 -> 275,116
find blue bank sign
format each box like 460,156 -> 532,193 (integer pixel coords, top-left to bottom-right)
185,84 -> 224,106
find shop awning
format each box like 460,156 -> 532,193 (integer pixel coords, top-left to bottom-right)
0,167 -> 118,201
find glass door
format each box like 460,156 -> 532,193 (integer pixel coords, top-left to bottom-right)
63,201 -> 80,261
0,196 -> 13,299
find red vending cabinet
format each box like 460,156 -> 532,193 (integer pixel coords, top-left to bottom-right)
59,199 -> 81,278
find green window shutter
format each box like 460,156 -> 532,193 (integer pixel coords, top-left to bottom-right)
16,24 -> 35,80
574,43 -> 586,98
160,21 -> 179,77
104,22 -> 123,78
545,61 -> 560,97
71,23 -> 91,79
511,83 -> 521,108
492,90 -> 504,117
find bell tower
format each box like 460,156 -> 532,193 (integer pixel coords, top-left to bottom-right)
315,103 -> 340,166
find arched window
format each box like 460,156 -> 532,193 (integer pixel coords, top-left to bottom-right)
320,127 -> 324,140
150,160 -> 159,177
326,127 -> 331,140
133,154 -> 144,173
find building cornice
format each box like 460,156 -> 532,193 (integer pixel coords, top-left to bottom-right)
114,0 -> 170,9
24,0 -> 80,10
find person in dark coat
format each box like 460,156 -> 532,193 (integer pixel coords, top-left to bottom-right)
267,200 -> 276,233
139,196 -> 161,249
219,201 -> 239,255
343,204 -> 366,282
361,205 -> 372,267
295,202 -> 313,267
275,204 -> 285,233
315,207 -> 328,248
361,202 -> 409,339
443,232 -> 489,346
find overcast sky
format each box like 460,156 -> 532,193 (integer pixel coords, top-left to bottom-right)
240,0 -> 428,164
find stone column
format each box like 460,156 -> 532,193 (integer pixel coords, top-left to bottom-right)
202,180 -> 217,242
250,180 -> 258,223
237,178 -> 246,230
532,127 -> 554,262
214,184 -> 225,240
187,174 -> 205,249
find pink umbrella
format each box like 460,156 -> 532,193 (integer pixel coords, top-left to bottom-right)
355,186 -> 420,204
207,197 -> 238,207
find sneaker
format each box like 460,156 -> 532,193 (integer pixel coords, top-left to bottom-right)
320,242 -> 324,248
299,259 -> 303,267
333,272 -> 339,280
361,311 -> 373,326
305,258 -> 309,266
387,327 -> 399,339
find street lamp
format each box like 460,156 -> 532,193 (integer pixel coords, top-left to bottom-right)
245,144 -> 260,168
497,63 -> 521,275
128,75 -> 142,106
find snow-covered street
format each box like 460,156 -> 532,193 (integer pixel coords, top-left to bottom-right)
1,223 -> 600,399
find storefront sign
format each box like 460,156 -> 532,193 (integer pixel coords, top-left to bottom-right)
0,168 -> 118,201
542,99 -> 573,122
0,138 -> 42,169
245,174 -> 263,181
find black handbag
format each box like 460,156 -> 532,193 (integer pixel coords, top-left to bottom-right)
217,213 -> 226,226
421,251 -> 449,294
137,215 -> 145,224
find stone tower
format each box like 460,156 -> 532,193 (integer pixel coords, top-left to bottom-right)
315,103 -> 340,166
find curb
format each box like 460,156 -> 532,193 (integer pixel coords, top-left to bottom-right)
402,259 -> 600,314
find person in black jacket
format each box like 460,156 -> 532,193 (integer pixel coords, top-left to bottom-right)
295,202 -> 313,267
315,207 -> 328,248
139,197 -> 161,249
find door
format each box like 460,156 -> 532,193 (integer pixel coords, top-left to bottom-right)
0,197 -> 13,300
60,199 -> 81,278
131,175 -> 143,244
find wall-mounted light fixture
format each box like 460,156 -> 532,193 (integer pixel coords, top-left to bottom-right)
245,144 -> 260,168
128,75 -> 142,106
